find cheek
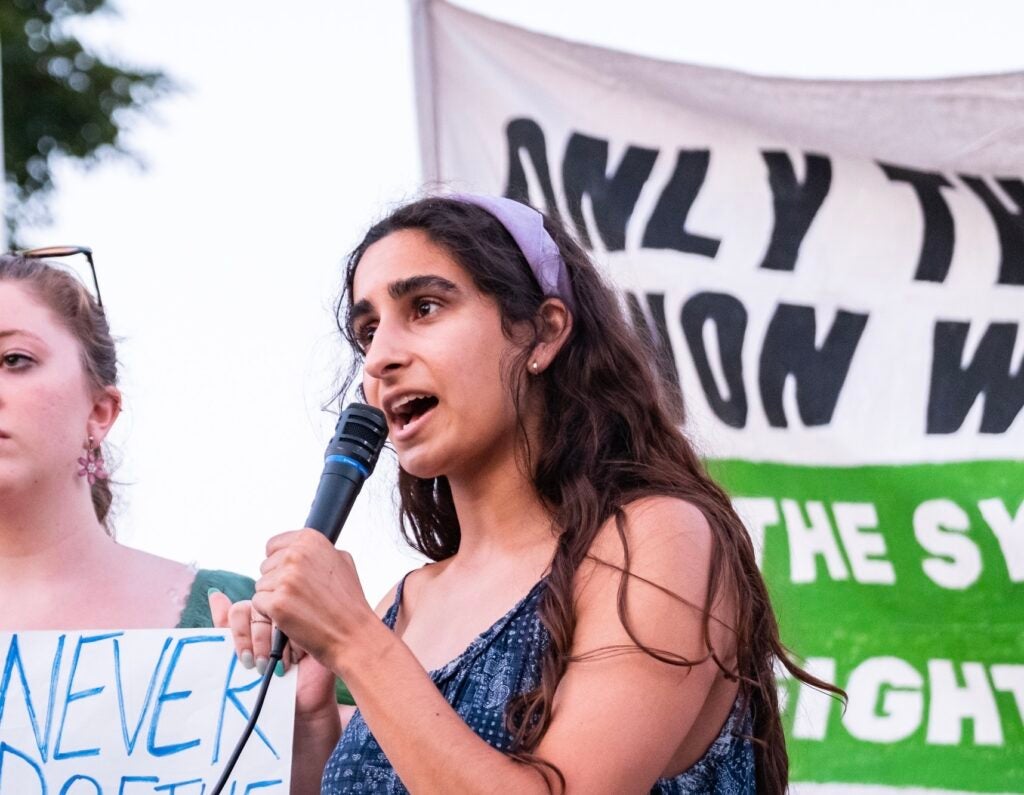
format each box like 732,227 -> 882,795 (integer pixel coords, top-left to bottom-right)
37,390 -> 81,446
29,374 -> 93,451
447,340 -> 519,428
0,390 -> 72,483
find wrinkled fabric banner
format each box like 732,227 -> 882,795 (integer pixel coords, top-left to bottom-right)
411,1 -> 1024,792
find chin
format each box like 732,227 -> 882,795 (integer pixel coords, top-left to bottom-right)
396,449 -> 449,481
398,460 -> 446,481
0,469 -> 27,499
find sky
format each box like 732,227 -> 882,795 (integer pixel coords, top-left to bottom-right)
19,0 -> 1024,604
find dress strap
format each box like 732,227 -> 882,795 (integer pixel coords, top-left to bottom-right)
381,570 -> 414,629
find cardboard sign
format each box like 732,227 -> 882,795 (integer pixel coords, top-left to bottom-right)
0,629 -> 295,793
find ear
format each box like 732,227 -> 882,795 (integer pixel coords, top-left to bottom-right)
529,298 -> 573,373
86,385 -> 122,446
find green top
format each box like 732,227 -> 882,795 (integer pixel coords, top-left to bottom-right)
176,568 -> 257,628
175,567 -> 355,705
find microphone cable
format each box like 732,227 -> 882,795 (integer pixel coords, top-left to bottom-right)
210,403 -> 388,794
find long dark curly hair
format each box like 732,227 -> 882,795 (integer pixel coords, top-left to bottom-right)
336,196 -> 842,793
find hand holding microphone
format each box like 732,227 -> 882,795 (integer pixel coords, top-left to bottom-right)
260,403 -> 388,665
209,403 -> 388,794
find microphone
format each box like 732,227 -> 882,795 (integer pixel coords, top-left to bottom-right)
271,402 -> 389,658
211,403 -> 387,795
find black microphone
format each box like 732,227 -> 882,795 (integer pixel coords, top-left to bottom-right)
211,403 -> 387,795
271,402 -> 389,658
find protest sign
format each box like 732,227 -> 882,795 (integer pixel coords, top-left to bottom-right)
412,2 -> 1024,790
0,629 -> 295,794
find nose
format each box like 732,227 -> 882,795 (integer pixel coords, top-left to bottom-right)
361,319 -> 412,382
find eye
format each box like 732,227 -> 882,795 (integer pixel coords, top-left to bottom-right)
415,298 -> 441,318
354,323 -> 377,352
0,353 -> 35,370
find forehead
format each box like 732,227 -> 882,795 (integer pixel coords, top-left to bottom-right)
0,281 -> 66,335
352,229 -> 468,302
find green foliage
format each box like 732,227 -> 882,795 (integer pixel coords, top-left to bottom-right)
0,0 -> 172,243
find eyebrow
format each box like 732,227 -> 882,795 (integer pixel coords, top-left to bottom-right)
349,274 -> 460,327
0,329 -> 45,343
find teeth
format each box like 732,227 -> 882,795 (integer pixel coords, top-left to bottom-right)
392,393 -> 431,411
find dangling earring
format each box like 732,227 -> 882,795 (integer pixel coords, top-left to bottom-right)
78,435 -> 109,486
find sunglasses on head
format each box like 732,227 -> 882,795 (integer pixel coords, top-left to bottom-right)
17,245 -> 103,308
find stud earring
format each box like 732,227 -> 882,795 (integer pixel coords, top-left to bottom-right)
530,361 -> 540,374
78,435 -> 109,485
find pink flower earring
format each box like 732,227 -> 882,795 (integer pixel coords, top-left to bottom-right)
78,436 -> 109,485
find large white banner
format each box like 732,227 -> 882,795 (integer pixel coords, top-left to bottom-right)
0,630 -> 295,794
412,2 -> 1024,792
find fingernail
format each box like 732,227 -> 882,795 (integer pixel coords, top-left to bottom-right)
207,587 -> 222,597
256,657 -> 269,675
274,660 -> 285,677
240,651 -> 255,669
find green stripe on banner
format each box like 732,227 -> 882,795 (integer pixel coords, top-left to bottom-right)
705,459 -> 1024,792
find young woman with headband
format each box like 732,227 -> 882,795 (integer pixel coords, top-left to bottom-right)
217,194 -> 840,794
0,252 -> 254,635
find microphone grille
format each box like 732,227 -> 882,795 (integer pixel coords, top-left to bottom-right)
328,403 -> 388,473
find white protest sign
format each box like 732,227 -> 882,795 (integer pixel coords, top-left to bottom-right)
0,629 -> 295,794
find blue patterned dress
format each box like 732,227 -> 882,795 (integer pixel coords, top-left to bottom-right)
321,575 -> 755,794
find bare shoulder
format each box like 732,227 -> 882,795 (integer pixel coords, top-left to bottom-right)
584,496 -> 714,592
106,545 -> 203,626
113,544 -> 198,588
576,495 -> 734,661
371,560 -> 448,618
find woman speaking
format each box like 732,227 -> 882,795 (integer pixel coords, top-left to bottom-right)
217,195 -> 840,794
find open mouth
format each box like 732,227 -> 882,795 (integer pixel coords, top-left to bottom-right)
391,394 -> 439,432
